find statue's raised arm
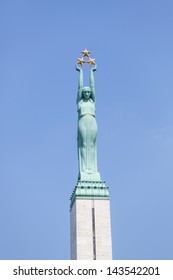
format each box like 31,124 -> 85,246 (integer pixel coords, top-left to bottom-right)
90,65 -> 97,102
76,64 -> 83,104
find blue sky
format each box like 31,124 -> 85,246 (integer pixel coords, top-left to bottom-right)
0,0 -> 173,259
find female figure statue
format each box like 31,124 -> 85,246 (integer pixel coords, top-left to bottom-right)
76,64 -> 101,181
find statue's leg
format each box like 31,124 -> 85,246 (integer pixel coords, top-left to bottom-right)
86,117 -> 97,172
78,119 -> 87,173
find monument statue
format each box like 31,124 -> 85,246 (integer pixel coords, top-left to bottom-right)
76,49 -> 101,181
70,50 -> 112,260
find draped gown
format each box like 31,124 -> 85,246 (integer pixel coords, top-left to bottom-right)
77,98 -> 98,176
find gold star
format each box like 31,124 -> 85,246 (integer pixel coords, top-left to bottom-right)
77,57 -> 85,66
87,57 -> 96,65
81,49 -> 91,57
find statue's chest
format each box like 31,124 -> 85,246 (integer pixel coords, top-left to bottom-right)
79,100 -> 95,115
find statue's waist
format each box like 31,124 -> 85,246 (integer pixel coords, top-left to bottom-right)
80,113 -> 95,118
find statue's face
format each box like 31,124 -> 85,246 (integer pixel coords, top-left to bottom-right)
82,88 -> 91,100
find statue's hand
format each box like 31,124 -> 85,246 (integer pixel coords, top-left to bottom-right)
91,64 -> 97,72
76,64 -> 81,72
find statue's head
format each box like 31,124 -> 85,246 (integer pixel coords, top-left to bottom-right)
82,87 -> 91,100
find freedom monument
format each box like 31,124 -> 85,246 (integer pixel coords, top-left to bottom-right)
70,50 -> 112,260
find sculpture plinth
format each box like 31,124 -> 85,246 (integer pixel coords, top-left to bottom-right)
70,180 -> 109,210
70,50 -> 112,260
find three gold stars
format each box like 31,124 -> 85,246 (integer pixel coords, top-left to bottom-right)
76,49 -> 96,66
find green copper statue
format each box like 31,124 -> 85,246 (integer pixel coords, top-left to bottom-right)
76,50 -> 101,181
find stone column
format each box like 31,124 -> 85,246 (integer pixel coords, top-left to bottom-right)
70,181 -> 112,260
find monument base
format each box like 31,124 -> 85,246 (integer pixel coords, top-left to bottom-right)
70,181 -> 112,260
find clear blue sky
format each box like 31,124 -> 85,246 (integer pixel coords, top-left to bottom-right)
0,0 -> 173,260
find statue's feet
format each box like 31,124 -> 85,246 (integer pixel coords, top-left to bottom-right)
84,169 -> 94,174
79,171 -> 101,181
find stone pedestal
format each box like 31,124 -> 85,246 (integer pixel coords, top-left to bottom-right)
70,181 -> 112,260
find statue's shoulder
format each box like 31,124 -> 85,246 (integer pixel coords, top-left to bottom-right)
78,99 -> 83,106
